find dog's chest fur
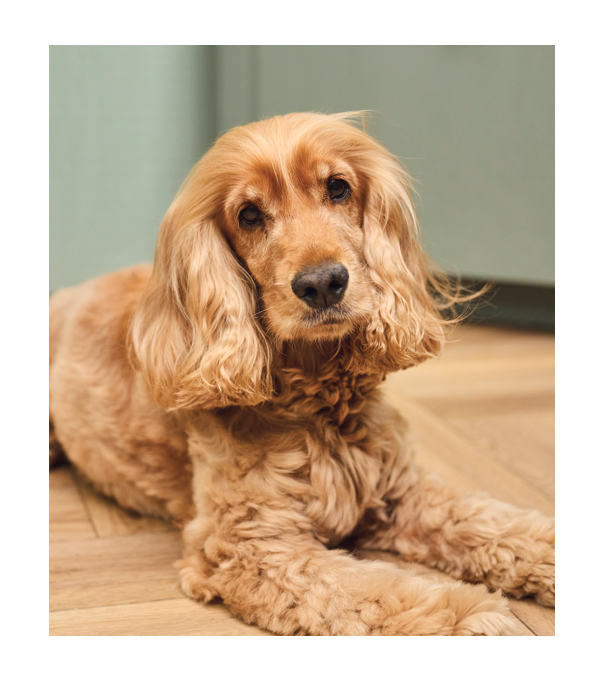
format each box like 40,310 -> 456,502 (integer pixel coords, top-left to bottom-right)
186,364 -> 409,547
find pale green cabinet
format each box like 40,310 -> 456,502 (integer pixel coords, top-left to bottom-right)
50,46 -> 554,291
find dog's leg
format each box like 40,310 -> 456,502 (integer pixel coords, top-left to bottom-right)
355,467 -> 554,607
177,503 -> 520,636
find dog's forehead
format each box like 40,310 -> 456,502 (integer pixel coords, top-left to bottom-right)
233,141 -> 355,206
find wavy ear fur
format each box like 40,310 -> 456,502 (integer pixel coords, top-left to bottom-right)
349,133 -> 448,372
130,201 -> 272,410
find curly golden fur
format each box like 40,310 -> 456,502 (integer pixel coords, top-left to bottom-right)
49,112 -> 554,635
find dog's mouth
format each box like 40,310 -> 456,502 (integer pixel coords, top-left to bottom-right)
303,306 -> 351,328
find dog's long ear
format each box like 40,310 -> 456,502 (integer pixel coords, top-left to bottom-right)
130,201 -> 273,410
350,144 -> 450,372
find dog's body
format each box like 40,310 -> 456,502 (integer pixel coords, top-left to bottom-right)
49,112 -> 554,635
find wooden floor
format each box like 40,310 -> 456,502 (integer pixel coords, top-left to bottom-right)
49,323 -> 555,636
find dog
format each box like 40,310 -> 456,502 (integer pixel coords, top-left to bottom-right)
49,112 -> 554,635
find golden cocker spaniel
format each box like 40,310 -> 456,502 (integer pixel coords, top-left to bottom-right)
49,112 -> 554,635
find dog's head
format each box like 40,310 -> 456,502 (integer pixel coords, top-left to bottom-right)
131,112 -> 453,409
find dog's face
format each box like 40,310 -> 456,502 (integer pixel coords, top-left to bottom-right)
131,113 -> 450,409
218,128 -> 374,342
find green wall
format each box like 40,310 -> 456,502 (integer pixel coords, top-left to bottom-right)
50,46 -> 554,291
50,46 -> 214,290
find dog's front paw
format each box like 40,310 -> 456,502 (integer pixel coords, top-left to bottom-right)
177,549 -> 220,604
475,518 -> 555,608
521,546 -> 555,607
450,587 -> 519,636
376,579 -> 519,636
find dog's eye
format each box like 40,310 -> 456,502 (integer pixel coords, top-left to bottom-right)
239,205 -> 262,227
327,178 -> 350,202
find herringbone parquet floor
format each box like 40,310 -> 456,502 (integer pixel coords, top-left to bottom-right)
49,323 -> 555,636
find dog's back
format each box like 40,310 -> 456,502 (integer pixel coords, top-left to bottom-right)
49,265 -> 194,520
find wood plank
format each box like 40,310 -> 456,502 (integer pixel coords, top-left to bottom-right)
508,598 -> 555,636
49,466 -> 96,542
392,324 -> 555,414
421,393 -> 554,418
380,389 -> 555,516
447,409 -> 555,500
392,352 -> 554,406
72,471 -> 176,538
49,597 -> 272,636
50,531 -> 184,611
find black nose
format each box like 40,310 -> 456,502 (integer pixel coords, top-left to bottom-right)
291,263 -> 349,309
